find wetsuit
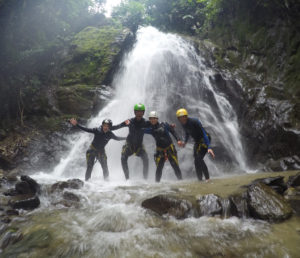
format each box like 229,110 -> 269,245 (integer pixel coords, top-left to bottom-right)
182,117 -> 211,181
77,124 -> 126,181
111,118 -> 150,179
144,122 -> 182,182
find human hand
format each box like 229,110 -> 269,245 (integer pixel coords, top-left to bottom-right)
70,118 -> 77,126
177,141 -> 185,148
125,119 -> 130,125
208,148 -> 215,159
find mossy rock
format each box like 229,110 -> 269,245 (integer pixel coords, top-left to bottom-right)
61,25 -> 124,85
56,85 -> 97,117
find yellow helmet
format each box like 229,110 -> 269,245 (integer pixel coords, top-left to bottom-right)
176,108 -> 188,117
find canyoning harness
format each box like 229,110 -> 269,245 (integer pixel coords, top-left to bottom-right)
195,133 -> 212,153
122,142 -> 145,156
86,145 -> 107,166
155,144 -> 179,165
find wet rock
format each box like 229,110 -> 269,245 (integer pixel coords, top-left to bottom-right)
141,195 -> 192,219
66,179 -> 84,189
3,188 -> 19,196
51,178 -> 84,192
287,172 -> 300,187
250,176 -> 287,195
1,217 -> 11,224
15,181 -> 32,194
197,194 -> 222,217
10,196 -> 40,210
63,191 -> 80,202
0,230 -> 23,249
220,198 -> 239,218
247,183 -> 292,221
53,199 -> 80,208
5,209 -> 19,216
20,175 -> 40,194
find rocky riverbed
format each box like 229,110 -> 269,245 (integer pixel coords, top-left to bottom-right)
1,170 -> 300,257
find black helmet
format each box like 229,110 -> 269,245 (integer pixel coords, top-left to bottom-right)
102,119 -> 112,128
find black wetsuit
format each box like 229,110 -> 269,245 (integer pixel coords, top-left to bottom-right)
111,118 -> 150,179
77,124 -> 126,181
182,117 -> 211,180
144,122 -> 182,182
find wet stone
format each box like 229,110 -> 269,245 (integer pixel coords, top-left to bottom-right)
247,183 -> 293,221
63,191 -> 80,202
197,194 -> 222,217
15,181 -> 32,194
10,196 -> 40,210
20,175 -> 40,194
287,172 -> 300,188
141,195 -> 192,219
51,178 -> 84,192
249,176 -> 287,195
1,217 -> 11,224
6,209 -> 19,216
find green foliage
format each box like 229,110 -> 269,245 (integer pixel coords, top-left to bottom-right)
112,1 -> 146,32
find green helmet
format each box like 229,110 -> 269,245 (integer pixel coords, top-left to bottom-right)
134,103 -> 145,111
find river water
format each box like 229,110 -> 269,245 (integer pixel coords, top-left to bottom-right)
3,27 -> 300,257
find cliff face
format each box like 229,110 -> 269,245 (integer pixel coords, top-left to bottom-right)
190,6 -> 300,171
0,22 -> 134,173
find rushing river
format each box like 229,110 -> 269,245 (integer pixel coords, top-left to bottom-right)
3,27 -> 300,257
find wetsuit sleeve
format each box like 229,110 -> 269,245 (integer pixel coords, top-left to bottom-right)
76,124 -> 96,133
184,131 -> 190,143
143,127 -> 153,135
166,123 -> 180,141
197,119 -> 211,148
111,121 -> 128,131
110,132 -> 126,141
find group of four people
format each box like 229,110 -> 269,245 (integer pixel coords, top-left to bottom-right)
69,103 -> 215,182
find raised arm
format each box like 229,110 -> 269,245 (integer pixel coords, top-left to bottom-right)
70,118 -> 96,133
111,120 -> 129,131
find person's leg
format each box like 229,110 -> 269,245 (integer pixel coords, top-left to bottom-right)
194,143 -> 209,181
98,151 -> 109,180
121,144 -> 133,180
154,152 -> 165,182
168,145 -> 182,180
85,149 -> 96,181
137,146 -> 149,180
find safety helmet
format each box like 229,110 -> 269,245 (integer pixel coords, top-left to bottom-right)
149,111 -> 158,119
134,103 -> 145,111
102,118 -> 112,128
176,108 -> 188,117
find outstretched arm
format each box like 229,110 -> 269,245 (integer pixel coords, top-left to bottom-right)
111,119 -> 130,131
70,118 -> 95,133
111,132 -> 127,141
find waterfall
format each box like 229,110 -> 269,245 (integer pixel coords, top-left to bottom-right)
48,26 -> 248,181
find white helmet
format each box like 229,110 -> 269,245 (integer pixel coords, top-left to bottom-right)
149,111 -> 158,119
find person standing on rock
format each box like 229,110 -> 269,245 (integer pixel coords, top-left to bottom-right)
144,111 -> 182,182
111,103 -> 150,180
70,118 -> 126,181
176,108 -> 215,182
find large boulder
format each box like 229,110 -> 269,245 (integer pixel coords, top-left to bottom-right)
228,193 -> 250,218
197,194 -> 223,217
287,172 -> 300,187
249,176 -> 287,195
141,195 -> 192,219
10,196 -> 40,210
51,178 -> 84,192
247,183 -> 292,221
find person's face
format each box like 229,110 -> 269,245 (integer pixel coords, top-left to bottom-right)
149,117 -> 158,125
178,116 -> 188,124
134,110 -> 144,120
102,124 -> 110,132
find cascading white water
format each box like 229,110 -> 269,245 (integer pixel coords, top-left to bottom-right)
49,26 -> 247,181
